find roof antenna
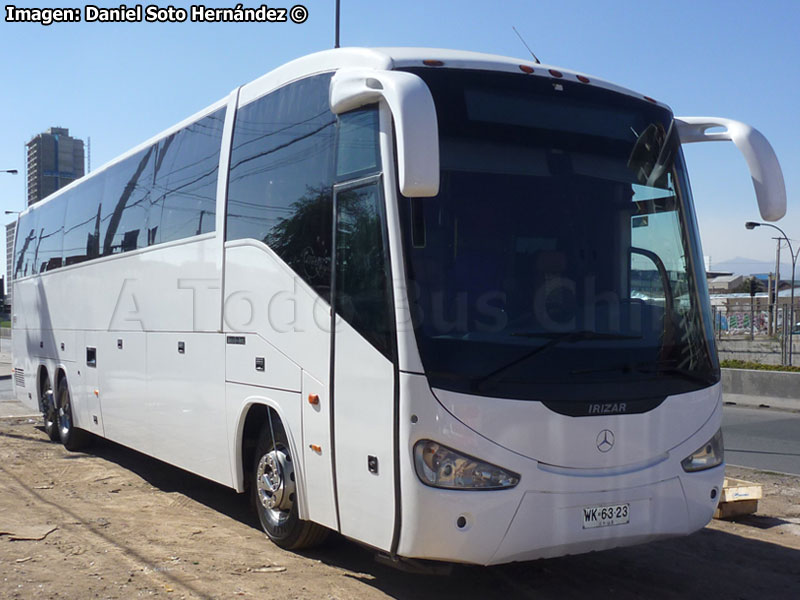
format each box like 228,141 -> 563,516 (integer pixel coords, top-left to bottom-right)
512,26 -> 540,64
334,0 -> 340,48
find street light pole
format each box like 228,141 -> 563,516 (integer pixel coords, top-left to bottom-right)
774,237 -> 782,336
1,170 -> 18,175
746,221 -> 799,365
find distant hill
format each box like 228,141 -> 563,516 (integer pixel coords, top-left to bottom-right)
709,257 -> 794,278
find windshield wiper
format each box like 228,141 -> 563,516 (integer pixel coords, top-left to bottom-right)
572,360 -> 717,386
638,363 -> 717,386
476,330 -> 642,393
510,331 -> 639,339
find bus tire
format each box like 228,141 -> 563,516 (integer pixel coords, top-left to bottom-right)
56,377 -> 90,451
251,422 -> 328,550
43,389 -> 59,442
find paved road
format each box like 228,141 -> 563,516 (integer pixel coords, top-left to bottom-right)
722,405 -> 800,476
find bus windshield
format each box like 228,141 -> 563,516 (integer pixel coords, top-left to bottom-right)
398,68 -> 719,408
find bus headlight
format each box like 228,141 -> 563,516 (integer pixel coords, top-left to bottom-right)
413,440 -> 520,490
681,429 -> 724,472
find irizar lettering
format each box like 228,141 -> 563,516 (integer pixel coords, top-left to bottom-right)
588,402 -> 627,415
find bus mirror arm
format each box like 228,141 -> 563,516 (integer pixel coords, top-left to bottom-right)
330,69 -> 440,198
675,116 -> 786,221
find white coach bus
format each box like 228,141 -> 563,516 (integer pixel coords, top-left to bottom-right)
12,48 -> 786,565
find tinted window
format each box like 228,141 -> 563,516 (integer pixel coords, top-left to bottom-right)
100,147 -> 154,255
334,181 -> 394,358
63,175 -> 105,266
14,210 -> 38,278
11,110 -> 225,277
35,199 -> 66,272
151,110 -> 224,245
227,74 -> 336,298
336,108 -> 380,179
397,67 -> 717,403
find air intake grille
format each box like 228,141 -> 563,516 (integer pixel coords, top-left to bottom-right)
14,368 -> 25,387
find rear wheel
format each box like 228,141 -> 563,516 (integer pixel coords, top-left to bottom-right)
56,377 -> 90,451
251,419 -> 328,549
43,388 -> 59,442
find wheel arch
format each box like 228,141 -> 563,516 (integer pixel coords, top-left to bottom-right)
54,366 -> 69,393
52,364 -> 74,411
232,397 -> 309,520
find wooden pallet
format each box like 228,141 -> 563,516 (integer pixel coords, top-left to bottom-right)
713,477 -> 763,519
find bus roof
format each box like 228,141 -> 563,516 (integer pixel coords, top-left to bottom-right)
20,47 -> 667,219
239,46 -> 666,108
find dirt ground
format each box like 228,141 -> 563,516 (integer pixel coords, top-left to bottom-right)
1,416 -> 799,600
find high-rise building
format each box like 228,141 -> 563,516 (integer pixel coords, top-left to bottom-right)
26,127 -> 85,206
6,127 -> 85,308
5,221 -> 15,308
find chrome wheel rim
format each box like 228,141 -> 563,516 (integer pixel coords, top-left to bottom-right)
44,390 -> 56,430
256,448 -> 295,525
58,388 -> 71,438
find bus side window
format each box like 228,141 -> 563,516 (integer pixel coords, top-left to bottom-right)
63,175 -> 106,266
227,73 -> 336,301
336,108 -> 379,180
150,110 -> 224,246
100,147 -> 154,256
14,210 -> 38,278
36,197 -> 65,272
334,181 -> 394,358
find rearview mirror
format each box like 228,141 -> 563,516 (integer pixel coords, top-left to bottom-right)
330,69 -> 439,198
676,117 -> 786,221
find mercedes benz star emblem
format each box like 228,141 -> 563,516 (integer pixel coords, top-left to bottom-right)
596,429 -> 615,453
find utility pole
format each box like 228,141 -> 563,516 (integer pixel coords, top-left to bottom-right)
749,277 -> 756,340
767,272 -> 774,336
774,237 -> 782,337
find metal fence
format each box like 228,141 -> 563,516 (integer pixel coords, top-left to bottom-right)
712,303 -> 798,365
712,304 -> 795,336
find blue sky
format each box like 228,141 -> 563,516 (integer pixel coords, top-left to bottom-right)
1,0 -> 798,279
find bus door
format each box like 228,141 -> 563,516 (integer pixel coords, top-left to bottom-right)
331,176 -> 397,551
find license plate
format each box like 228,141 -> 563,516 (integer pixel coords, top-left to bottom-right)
582,503 -> 630,529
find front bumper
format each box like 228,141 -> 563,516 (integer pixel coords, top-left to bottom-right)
396,373 -> 724,565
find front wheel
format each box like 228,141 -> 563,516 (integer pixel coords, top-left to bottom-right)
56,378 -> 90,451
251,421 -> 328,550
